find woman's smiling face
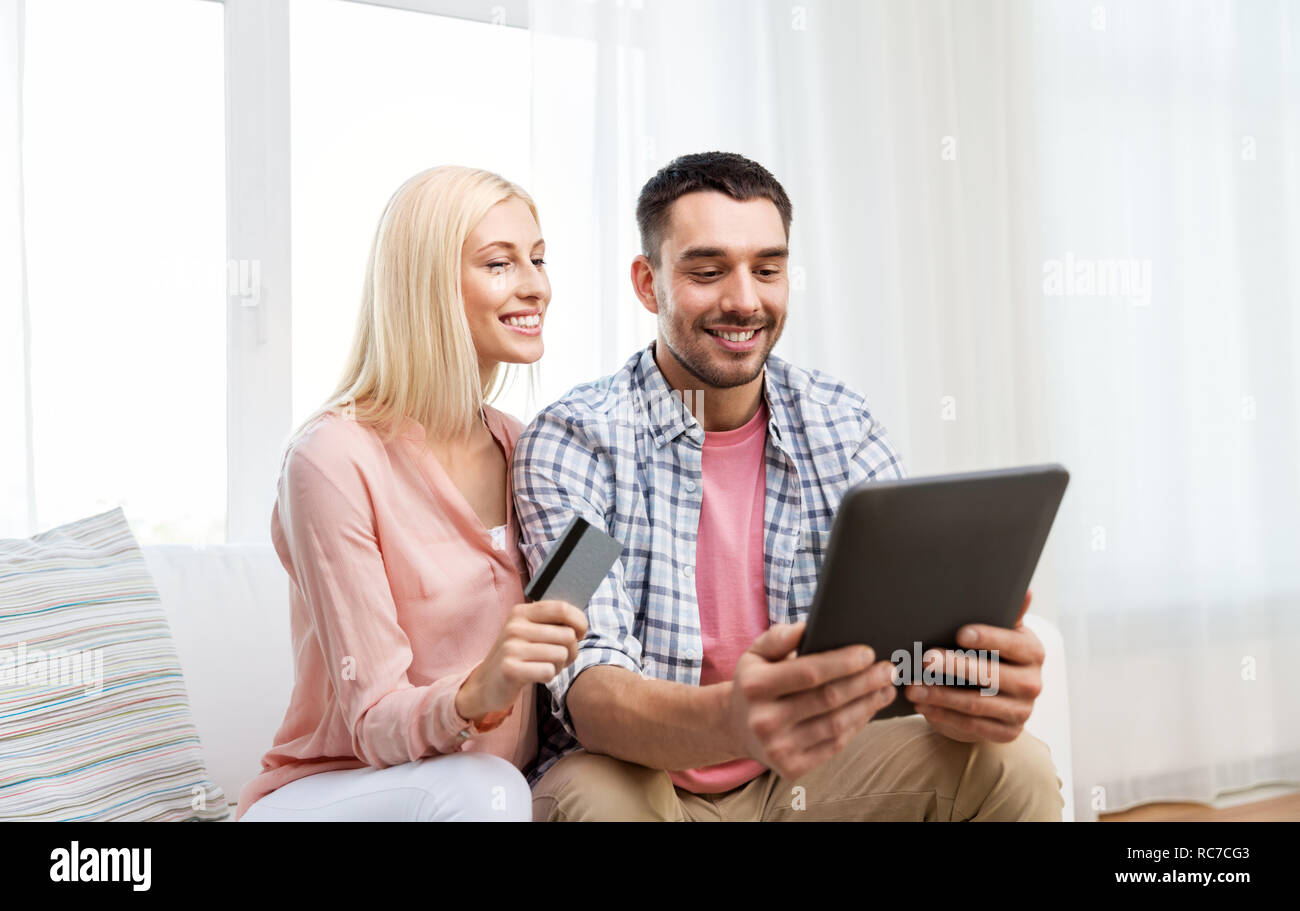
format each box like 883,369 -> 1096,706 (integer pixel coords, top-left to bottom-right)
460,196 -> 549,379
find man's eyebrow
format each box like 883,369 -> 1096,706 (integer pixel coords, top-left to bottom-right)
676,245 -> 789,262
677,246 -> 726,262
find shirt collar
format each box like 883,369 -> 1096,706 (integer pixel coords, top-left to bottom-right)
632,341 -> 790,450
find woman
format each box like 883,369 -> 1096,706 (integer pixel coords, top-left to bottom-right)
236,166 -> 586,821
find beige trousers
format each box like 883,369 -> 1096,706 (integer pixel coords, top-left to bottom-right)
532,715 -> 1065,821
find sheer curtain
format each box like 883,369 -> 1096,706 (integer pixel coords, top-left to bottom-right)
1,0 -> 30,541
527,0 -> 1300,820
1031,0 -> 1300,818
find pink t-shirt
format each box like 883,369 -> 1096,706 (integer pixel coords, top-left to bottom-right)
669,400 -> 771,794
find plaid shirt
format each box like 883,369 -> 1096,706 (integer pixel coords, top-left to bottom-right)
511,342 -> 907,785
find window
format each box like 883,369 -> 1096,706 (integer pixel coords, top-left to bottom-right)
20,0 -> 226,544
289,0 -> 533,429
8,0 -> 592,546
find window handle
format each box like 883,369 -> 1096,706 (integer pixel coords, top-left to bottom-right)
227,258 -> 265,345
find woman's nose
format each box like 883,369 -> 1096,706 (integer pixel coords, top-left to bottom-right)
517,261 -> 549,302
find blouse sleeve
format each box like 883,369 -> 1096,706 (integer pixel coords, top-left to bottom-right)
275,442 -> 478,766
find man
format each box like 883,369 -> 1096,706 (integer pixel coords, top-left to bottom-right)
512,151 -> 1063,821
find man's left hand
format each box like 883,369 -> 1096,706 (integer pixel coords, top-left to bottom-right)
904,590 -> 1044,743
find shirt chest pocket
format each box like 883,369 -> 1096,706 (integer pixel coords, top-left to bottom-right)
790,526 -> 831,616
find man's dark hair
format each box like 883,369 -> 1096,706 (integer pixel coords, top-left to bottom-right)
635,151 -> 793,266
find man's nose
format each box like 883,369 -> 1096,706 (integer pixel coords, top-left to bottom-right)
719,270 -> 763,318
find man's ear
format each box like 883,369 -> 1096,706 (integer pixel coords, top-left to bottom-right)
630,254 -> 660,315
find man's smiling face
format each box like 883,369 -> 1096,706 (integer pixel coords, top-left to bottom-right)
642,191 -> 790,389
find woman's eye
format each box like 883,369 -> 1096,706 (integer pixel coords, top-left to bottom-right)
532,257 -> 546,267
487,261 -> 508,272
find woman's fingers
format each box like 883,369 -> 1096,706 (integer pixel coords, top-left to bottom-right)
511,620 -> 581,663
504,642 -> 574,677
498,657 -> 561,687
524,600 -> 589,639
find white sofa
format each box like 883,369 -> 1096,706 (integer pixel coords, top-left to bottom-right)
142,543 -> 1076,821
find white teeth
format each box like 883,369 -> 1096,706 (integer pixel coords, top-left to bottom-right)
505,314 -> 540,328
710,329 -> 756,342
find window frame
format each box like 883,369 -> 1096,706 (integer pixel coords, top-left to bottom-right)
220,0 -> 528,542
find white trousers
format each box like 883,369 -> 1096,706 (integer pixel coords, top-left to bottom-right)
239,752 -> 533,822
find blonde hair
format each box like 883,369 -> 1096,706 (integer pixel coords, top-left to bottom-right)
293,165 -> 540,451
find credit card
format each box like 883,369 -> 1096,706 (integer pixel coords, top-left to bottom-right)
523,515 -> 623,608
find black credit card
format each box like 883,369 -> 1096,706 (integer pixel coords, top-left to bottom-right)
523,515 -> 623,608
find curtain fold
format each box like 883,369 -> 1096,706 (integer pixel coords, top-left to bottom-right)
527,0 -> 1300,820
1031,0 -> 1300,820
1,0 -> 32,540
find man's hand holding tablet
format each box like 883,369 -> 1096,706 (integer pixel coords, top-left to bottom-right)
907,589 -> 1045,744
792,464 -> 1069,758
727,620 -> 899,782
725,590 -> 1044,781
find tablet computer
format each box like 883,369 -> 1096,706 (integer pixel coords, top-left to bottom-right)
796,463 -> 1069,719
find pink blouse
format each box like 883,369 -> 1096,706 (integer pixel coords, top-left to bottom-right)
235,405 -> 536,820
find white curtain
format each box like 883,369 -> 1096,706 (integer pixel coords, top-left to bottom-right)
0,0 -> 31,541
527,0 -> 1300,820
1031,0 -> 1300,819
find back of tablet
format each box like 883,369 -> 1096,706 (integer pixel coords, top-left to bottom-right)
797,463 -> 1069,719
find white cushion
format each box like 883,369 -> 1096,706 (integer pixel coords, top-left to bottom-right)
141,542 -> 293,812
1023,612 -> 1075,822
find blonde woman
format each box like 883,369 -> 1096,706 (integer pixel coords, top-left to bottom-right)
236,166 -> 586,821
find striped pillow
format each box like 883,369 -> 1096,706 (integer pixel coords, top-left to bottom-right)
0,507 -> 229,820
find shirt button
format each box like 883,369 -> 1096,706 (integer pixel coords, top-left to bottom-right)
685,480 -> 697,493
685,647 -> 700,660
682,564 -> 694,577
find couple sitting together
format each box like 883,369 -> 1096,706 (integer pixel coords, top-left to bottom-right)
235,151 -> 1065,823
